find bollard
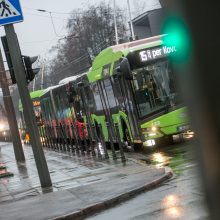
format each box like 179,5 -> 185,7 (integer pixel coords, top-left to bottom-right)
54,125 -> 59,150
114,123 -> 126,163
45,125 -> 50,148
83,125 -> 90,155
73,123 -> 80,155
65,125 -> 70,152
42,126 -> 46,148
69,124 -> 75,152
41,126 -> 46,148
92,124 -> 102,159
38,126 -> 45,148
90,124 -> 97,157
61,124 -> 67,151
50,126 -> 56,150
57,125 -> 62,151
84,120 -> 97,157
47,125 -> 53,149
47,126 -> 52,148
98,123 -> 109,159
78,124 -> 85,156
50,125 -> 55,149
84,118 -> 98,158
45,126 -> 50,148
106,122 -> 117,160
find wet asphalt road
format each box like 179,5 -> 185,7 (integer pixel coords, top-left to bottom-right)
87,141 -> 210,220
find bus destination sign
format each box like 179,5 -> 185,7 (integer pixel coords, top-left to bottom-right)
139,45 -> 177,62
33,100 -> 40,107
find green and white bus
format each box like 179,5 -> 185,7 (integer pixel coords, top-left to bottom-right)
25,35 -> 189,149
69,35 -> 189,148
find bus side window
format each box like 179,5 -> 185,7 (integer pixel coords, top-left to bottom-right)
112,75 -> 123,108
84,85 -> 95,112
103,78 -> 117,108
91,83 -> 103,111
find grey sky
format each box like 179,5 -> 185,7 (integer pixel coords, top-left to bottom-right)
0,0 -> 160,59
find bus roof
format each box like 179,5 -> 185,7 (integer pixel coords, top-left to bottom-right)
19,89 -> 45,112
87,35 -> 163,82
58,72 -> 88,85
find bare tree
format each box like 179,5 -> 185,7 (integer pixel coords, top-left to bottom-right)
48,1 -> 128,85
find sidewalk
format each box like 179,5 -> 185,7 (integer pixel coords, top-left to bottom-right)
0,142 -> 172,220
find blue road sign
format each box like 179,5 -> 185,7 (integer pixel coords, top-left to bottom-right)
0,0 -> 23,26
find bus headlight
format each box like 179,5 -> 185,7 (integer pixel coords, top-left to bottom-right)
151,126 -> 157,132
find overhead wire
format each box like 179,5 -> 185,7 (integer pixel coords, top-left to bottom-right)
22,39 -> 55,44
48,11 -> 65,38
24,12 -> 69,20
53,32 -> 115,76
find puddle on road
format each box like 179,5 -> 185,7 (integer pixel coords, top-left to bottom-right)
138,143 -> 197,176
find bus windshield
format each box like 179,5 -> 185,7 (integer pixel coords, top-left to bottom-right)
132,60 -> 179,118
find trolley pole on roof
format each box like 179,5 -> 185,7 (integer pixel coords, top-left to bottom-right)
4,24 -> 52,188
0,48 -> 25,162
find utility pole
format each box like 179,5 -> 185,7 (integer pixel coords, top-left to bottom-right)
127,0 -> 135,40
40,63 -> 45,90
4,24 -> 52,188
32,77 -> 36,92
113,0 -> 119,44
0,48 -> 25,162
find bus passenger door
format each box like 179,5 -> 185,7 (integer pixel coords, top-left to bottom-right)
116,74 -> 142,142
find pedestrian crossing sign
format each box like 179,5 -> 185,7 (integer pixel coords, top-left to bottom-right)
0,0 -> 23,26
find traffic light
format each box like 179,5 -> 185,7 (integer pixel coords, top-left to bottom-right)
161,15 -> 192,63
22,56 -> 40,83
1,36 -> 16,84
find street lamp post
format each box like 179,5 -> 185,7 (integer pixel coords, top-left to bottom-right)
127,0 -> 135,40
113,0 -> 119,45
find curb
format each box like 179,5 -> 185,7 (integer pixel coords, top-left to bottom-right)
53,171 -> 173,220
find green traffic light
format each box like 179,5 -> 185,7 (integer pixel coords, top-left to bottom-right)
161,15 -> 192,63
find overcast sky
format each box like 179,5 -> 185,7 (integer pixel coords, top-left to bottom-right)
0,0 -> 160,59
0,0 -> 161,98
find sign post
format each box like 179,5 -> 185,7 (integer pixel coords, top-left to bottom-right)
1,0 -> 52,188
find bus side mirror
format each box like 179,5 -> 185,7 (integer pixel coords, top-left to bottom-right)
119,58 -> 132,79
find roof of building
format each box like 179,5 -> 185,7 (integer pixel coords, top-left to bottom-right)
132,8 -> 162,26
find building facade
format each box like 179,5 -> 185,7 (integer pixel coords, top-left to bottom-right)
132,8 -> 166,40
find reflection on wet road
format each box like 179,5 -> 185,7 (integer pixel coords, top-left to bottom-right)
87,142 -> 210,220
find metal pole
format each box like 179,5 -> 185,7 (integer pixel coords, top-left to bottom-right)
40,63 -> 45,90
113,0 -> 119,44
32,77 -> 36,92
127,0 -> 135,40
0,49 -> 25,162
4,24 -> 52,188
